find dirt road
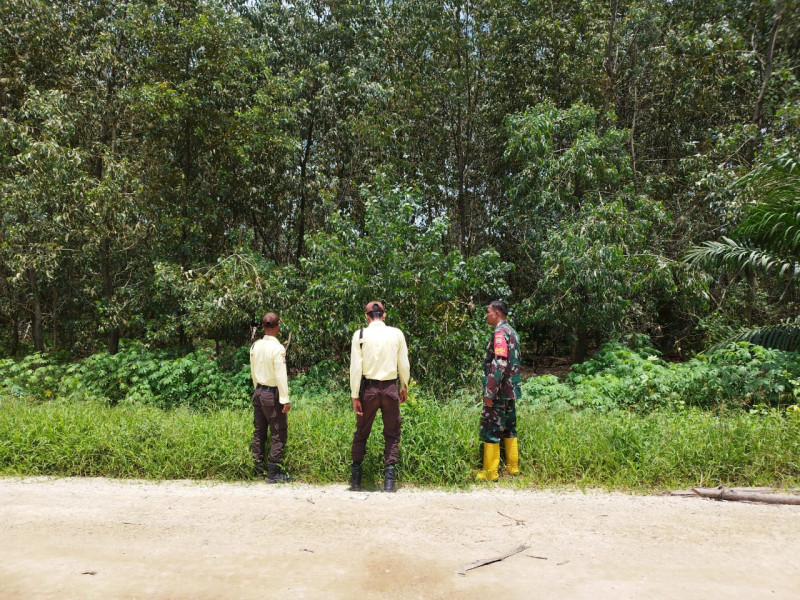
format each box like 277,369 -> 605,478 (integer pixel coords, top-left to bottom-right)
1,477 -> 799,599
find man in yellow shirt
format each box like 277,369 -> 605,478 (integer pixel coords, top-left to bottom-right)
250,312 -> 291,483
349,301 -> 410,492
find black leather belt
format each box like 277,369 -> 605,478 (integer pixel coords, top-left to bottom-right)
256,384 -> 277,391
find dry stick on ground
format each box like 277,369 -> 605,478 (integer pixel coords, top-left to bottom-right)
497,510 -> 525,525
457,544 -> 529,576
690,487 -> 800,506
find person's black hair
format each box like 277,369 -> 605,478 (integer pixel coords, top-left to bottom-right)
489,300 -> 508,316
367,302 -> 385,319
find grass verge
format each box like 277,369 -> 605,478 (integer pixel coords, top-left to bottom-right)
2,394 -> 799,490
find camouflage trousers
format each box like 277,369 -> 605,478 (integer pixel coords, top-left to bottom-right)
480,397 -> 517,443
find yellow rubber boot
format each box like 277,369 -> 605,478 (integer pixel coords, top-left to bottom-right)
504,437 -> 520,476
475,442 -> 500,482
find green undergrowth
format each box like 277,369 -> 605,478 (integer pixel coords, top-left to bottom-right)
0,343 -> 253,411
2,392 -> 799,490
523,341 -> 800,412
4,341 -> 799,415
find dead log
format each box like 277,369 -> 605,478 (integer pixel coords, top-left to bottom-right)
691,486 -> 800,505
457,544 -> 529,576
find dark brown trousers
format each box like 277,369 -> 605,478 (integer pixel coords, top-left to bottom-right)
351,380 -> 402,466
251,386 -> 287,464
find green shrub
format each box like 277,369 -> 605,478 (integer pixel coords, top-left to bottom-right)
0,353 -> 70,399
0,343 -> 251,410
523,341 -> 800,412
286,179 -> 510,390
5,339 -> 799,415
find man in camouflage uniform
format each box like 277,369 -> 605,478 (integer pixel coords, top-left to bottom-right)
476,300 -> 522,481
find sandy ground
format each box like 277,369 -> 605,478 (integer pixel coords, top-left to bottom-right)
1,478 -> 799,599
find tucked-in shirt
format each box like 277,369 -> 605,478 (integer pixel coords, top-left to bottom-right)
350,320 -> 410,398
250,335 -> 290,404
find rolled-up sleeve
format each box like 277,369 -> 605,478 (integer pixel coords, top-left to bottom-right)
397,332 -> 410,389
349,331 -> 363,398
274,349 -> 290,404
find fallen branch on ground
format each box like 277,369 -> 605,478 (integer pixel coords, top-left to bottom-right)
456,544 -> 529,576
689,486 -> 800,505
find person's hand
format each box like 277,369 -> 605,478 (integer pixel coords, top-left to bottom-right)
399,388 -> 408,404
352,397 -> 363,416
483,396 -> 493,408
282,402 -> 291,414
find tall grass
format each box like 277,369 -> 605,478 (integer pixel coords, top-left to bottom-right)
3,393 -> 799,489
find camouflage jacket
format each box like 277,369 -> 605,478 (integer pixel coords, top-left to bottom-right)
482,320 -> 522,401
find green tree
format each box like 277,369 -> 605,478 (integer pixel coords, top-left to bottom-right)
292,178 -> 510,387
248,0 -> 394,262
0,91 -> 87,352
686,153 -> 800,350
504,101 -> 699,359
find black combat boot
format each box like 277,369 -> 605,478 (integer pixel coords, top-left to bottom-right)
383,464 -> 397,493
266,461 -> 291,484
349,463 -> 362,491
253,460 -> 266,478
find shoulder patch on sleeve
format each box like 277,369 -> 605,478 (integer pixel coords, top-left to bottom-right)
494,332 -> 508,358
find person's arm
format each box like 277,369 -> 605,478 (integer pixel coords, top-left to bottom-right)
249,343 -> 258,388
484,331 -> 508,407
274,346 -> 291,412
349,331 -> 363,415
397,331 -> 410,402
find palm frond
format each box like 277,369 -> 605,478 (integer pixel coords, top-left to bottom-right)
684,237 -> 800,279
735,153 -> 800,253
706,324 -> 800,353
736,153 -> 800,190
738,196 -> 800,253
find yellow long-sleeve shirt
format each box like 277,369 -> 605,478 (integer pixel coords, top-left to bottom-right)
349,320 -> 410,398
250,335 -> 290,404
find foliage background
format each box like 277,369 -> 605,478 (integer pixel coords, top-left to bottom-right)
3,1 -> 800,490
2,0 -> 799,367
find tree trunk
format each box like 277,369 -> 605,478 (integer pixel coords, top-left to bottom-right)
573,322 -> 588,364
0,63 -> 6,111
51,287 -> 58,351
456,35 -> 467,253
178,80 -> 192,351
296,118 -> 314,263
27,267 -> 44,352
101,234 -> 120,354
745,270 -> 757,325
753,0 -> 783,129
10,310 -> 19,356
630,86 -> 639,193
94,2 -> 127,355
603,0 -> 619,120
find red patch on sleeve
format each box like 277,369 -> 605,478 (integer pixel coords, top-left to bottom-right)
494,332 -> 508,358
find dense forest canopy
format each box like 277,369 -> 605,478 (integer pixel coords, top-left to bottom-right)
1,0 -> 799,382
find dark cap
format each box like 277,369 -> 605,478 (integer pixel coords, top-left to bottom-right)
364,301 -> 385,314
261,312 -> 280,329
